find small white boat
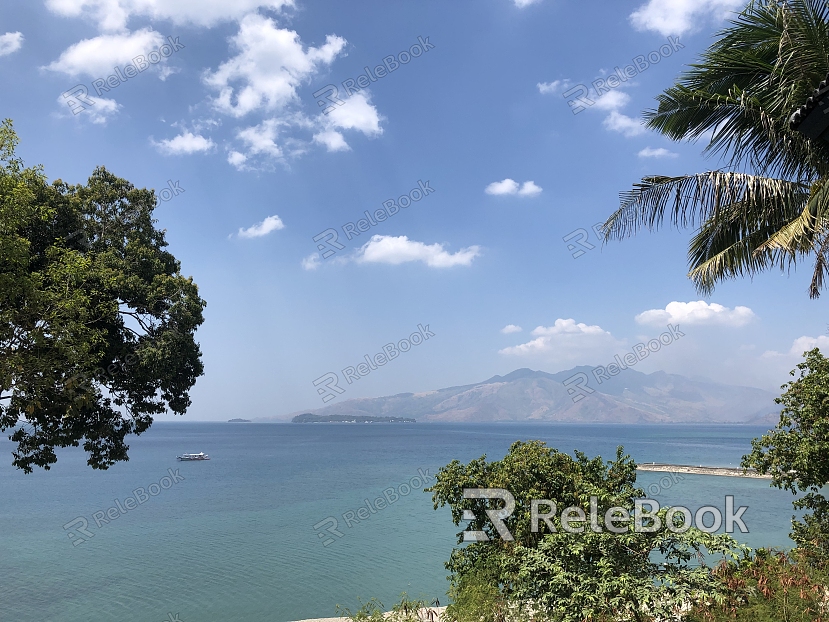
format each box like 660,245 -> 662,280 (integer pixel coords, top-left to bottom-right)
177,452 -> 210,461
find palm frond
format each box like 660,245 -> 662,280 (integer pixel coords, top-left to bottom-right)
604,172 -> 809,241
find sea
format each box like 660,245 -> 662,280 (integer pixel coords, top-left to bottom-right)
0,422 -> 801,622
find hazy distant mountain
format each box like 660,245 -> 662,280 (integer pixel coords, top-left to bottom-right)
260,367 -> 778,424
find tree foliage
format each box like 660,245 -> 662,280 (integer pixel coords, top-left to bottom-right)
0,119 -> 206,472
427,441 -> 747,622
743,347 -> 829,566
604,0 -> 829,298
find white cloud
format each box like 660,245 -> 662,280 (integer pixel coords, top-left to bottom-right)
227,150 -> 248,169
237,215 -> 285,239
313,130 -> 350,152
56,93 -> 120,123
0,32 -> 23,57
45,28 -> 165,77
537,79 -> 571,94
629,0 -> 744,36
636,301 -> 756,327
324,91 -> 383,137
638,147 -> 678,158
354,235 -> 481,268
302,253 -> 321,270
514,0 -> 542,6
499,318 -> 620,360
236,118 -> 284,159
501,324 -> 523,334
485,179 -> 543,197
603,110 -> 646,137
45,0 -> 295,31
593,90 -> 630,111
153,131 -> 215,155
486,179 -> 519,195
763,335 -> 829,359
204,13 -> 346,118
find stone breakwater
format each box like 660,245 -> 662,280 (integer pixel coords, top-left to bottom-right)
637,463 -> 772,479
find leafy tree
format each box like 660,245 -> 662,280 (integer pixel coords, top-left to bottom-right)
603,0 -> 829,298
687,548 -> 829,621
427,441 -> 747,622
743,348 -> 829,566
0,119 -> 206,472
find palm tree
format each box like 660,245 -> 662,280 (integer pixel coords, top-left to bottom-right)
603,0 -> 829,298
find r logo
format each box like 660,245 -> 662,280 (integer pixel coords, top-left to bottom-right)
313,228 -> 346,259
563,372 -> 594,403
462,488 -> 515,542
313,372 -> 345,403
562,83 -> 595,115
313,85 -> 345,115
62,85 -> 94,115
563,229 -> 595,258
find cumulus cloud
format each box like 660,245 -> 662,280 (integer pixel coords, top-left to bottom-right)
227,150 -> 248,169
485,179 -> 543,197
313,130 -> 349,152
501,324 -> 523,334
593,90 -> 630,111
324,91 -> 383,137
763,335 -> 829,359
537,79 -> 571,94
603,110 -> 646,137
629,0 -> 744,36
45,28 -> 165,77
635,301 -> 756,327
354,235 -> 481,268
499,319 -> 620,361
204,13 -> 345,118
0,32 -> 23,57
236,118 -> 284,159
514,0 -> 542,6
638,147 -> 678,158
45,0 -> 295,31
237,215 -> 285,239
153,131 -> 215,155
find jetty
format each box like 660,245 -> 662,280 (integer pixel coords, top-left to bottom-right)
637,463 -> 771,479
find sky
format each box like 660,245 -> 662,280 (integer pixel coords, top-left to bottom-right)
1,0 -> 827,421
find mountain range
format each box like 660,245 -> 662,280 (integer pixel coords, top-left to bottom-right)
258,367 -> 779,424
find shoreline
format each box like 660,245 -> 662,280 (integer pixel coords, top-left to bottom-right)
637,463 -> 772,479
292,606 -> 447,622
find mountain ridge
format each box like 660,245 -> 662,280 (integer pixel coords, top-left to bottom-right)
258,367 -> 777,424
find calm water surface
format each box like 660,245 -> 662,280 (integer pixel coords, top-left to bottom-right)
0,423 -> 798,622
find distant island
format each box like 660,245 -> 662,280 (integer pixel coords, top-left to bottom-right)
228,418 -> 251,423
292,414 -> 416,424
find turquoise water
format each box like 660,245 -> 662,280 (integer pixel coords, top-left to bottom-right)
0,423 -> 799,622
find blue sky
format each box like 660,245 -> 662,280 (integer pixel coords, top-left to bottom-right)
1,0 -> 827,421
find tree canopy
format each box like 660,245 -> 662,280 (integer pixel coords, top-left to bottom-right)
0,119 -> 206,472
604,0 -> 829,298
743,347 -> 829,566
427,441 -> 746,622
